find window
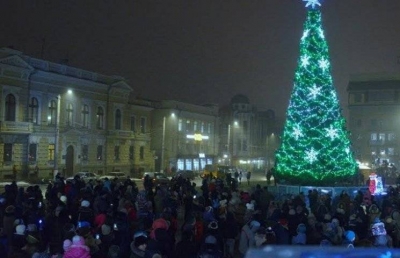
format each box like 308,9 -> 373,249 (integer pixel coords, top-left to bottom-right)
96,107 -> 104,129
82,104 -> 89,128
140,117 -> 146,133
194,121 -> 198,132
388,148 -> 395,156
115,109 -> 121,130
3,143 -> 12,162
131,116 -> 136,132
201,122 -> 204,133
5,94 -> 16,121
29,144 -> 37,161
379,133 -> 385,142
29,97 -> 39,124
208,123 -> 211,134
114,146 -> 120,160
66,103 -> 73,126
48,144 -> 55,161
370,119 -> 377,127
48,100 -> 57,125
371,133 -> 377,141
388,133 -> 396,141
82,145 -> 88,161
139,146 -> 144,160
97,145 -> 103,160
186,120 -> 191,132
129,146 -> 134,160
178,119 -> 182,131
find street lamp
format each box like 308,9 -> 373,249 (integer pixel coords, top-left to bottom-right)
161,112 -> 176,173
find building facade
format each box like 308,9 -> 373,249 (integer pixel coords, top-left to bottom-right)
347,75 -> 400,169
218,94 -> 281,172
0,47 -> 154,180
151,100 -> 219,174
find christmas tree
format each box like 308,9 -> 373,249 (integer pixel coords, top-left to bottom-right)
274,0 -> 358,186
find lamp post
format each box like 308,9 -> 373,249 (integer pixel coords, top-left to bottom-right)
54,95 -> 61,179
161,116 -> 166,173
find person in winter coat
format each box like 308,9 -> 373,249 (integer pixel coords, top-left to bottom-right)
221,211 -> 238,257
130,235 -> 147,258
239,220 -> 260,256
63,235 -> 91,258
292,223 -> 307,245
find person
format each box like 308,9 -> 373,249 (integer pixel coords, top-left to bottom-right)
246,171 -> 251,186
12,165 -> 17,181
238,171 -> 242,185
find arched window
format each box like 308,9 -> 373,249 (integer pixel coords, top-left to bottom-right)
66,103 -> 73,126
5,94 -> 16,121
82,104 -> 89,128
48,100 -> 57,125
96,107 -> 104,129
115,109 -> 121,130
29,97 -> 39,124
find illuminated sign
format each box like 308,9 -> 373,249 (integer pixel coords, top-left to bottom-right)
186,133 -> 209,141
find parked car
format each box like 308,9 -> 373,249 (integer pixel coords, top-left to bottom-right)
176,170 -> 196,180
142,172 -> 170,186
99,172 -> 128,182
66,172 -> 98,183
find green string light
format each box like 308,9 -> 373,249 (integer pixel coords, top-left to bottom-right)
274,8 -> 358,186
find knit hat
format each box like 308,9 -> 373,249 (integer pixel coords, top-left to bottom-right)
5,205 -> 15,214
205,235 -> 217,244
134,236 -> 147,247
15,224 -> 26,235
345,230 -> 356,242
60,195 -> 67,203
72,235 -> 85,245
297,223 -> 307,234
250,220 -> 261,230
81,200 -> 90,207
27,224 -> 38,232
246,203 -> 254,210
101,224 -> 111,236
63,239 -> 72,251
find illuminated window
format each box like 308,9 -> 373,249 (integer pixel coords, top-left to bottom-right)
186,120 -> 191,132
194,121 -> 198,131
82,145 -> 88,161
66,103 -> 73,126
370,133 -> 377,141
388,148 -> 395,155
115,109 -> 121,130
5,94 -> 16,121
178,119 -> 182,131
379,133 -> 385,142
29,97 -> 39,124
48,100 -> 57,125
97,145 -> 103,160
388,133 -> 396,141
48,144 -> 55,161
82,104 -> 89,128
201,122 -> 204,133
29,144 -> 37,161
140,117 -> 146,133
131,116 -> 136,132
96,107 -> 104,129
3,143 -> 12,162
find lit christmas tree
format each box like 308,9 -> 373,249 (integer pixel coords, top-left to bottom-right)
274,0 -> 358,186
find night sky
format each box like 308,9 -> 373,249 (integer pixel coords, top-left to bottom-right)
1,0 -> 400,118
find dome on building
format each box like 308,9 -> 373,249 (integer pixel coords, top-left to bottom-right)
230,94 -> 250,105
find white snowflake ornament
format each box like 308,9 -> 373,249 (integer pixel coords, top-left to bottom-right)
305,148 -> 319,163
308,84 -> 321,99
301,55 -> 310,67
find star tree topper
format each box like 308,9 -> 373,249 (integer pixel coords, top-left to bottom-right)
303,0 -> 321,9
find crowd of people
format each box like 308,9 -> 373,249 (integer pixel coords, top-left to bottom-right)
1,171 -> 400,258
